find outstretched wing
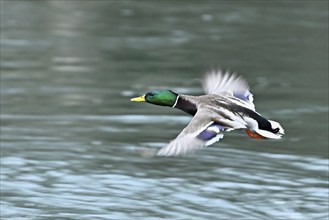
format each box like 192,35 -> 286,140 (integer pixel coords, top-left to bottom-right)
157,109 -> 226,157
202,70 -> 255,110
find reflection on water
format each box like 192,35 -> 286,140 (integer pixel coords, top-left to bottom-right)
1,1 -> 328,220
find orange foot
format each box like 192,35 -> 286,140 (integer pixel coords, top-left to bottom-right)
246,129 -> 266,140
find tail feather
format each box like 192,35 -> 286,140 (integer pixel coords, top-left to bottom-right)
252,120 -> 284,139
254,129 -> 283,139
268,120 -> 285,135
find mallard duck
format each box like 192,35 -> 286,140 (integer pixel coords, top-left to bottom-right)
131,70 -> 284,156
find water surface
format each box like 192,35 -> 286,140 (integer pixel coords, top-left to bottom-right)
1,1 -> 328,220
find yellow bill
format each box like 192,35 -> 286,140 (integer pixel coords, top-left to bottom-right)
130,95 -> 146,102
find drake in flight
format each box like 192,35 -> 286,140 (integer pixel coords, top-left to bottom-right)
131,70 -> 284,156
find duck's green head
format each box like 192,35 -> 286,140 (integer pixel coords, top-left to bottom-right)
131,90 -> 178,107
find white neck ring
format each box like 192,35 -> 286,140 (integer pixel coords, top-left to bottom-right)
172,95 -> 179,108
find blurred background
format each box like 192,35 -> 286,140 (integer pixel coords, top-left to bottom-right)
1,1 -> 328,219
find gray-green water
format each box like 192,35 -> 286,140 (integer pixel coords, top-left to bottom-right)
1,1 -> 328,219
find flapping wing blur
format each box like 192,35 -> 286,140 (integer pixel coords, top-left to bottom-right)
156,109 -> 226,157
202,70 -> 255,110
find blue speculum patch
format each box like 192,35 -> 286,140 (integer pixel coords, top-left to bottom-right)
197,124 -> 225,141
233,92 -> 250,101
